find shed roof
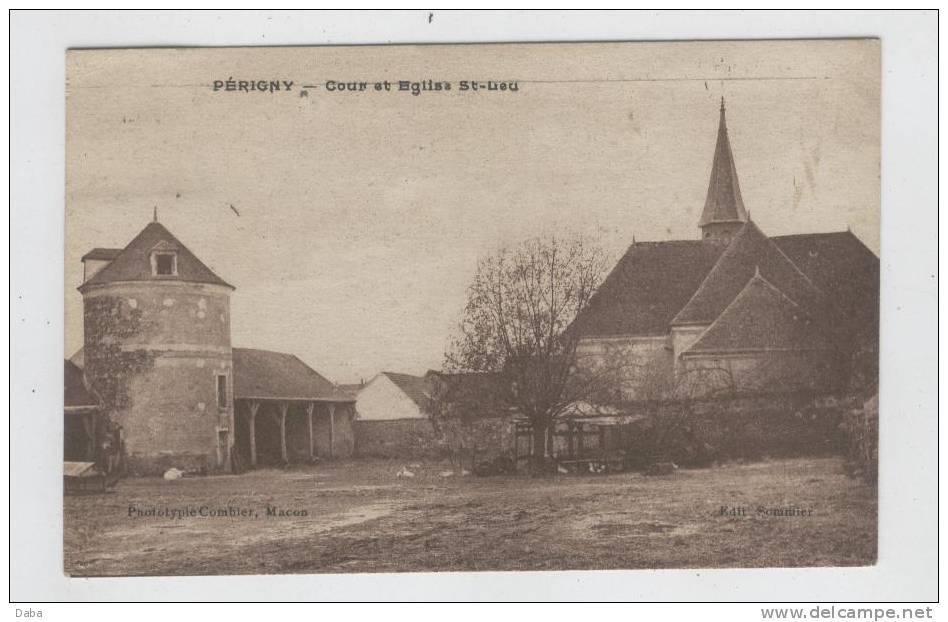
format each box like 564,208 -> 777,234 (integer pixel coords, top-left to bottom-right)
79,221 -> 233,291
64,360 -> 100,410
232,348 -> 353,402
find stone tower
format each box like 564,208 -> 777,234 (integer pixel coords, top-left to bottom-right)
698,98 -> 748,242
78,218 -> 236,475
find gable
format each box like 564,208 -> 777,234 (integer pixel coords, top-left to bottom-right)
357,374 -> 428,420
382,372 -> 432,411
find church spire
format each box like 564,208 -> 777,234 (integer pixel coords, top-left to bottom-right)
699,97 -> 748,241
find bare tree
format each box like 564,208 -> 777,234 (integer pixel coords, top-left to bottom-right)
445,234 -> 614,473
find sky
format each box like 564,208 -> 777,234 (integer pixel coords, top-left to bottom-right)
65,40 -> 880,383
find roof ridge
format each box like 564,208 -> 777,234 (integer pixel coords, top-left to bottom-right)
670,223 -> 757,325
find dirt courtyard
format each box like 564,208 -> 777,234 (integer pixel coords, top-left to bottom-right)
64,457 -> 876,576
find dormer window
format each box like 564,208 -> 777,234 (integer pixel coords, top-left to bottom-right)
152,251 -> 177,276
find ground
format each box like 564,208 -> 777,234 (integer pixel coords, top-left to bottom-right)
64,456 -> 876,576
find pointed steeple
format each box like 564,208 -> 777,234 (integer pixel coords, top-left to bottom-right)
699,98 -> 748,240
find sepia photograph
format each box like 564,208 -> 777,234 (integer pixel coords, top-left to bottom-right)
61,38 -> 882,577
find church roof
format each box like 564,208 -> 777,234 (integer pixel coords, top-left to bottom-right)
699,99 -> 748,227
233,348 -> 353,402
572,228 -> 878,340
771,230 -> 880,338
671,221 -> 824,326
683,272 -> 832,355
570,238 -> 728,337
79,221 -> 233,291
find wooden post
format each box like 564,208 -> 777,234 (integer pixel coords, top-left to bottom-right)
306,402 -> 315,461
277,402 -> 288,464
327,403 -> 336,459
247,401 -> 260,467
567,422 -> 575,458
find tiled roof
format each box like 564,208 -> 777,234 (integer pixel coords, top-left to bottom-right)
79,221 -> 233,291
233,348 -> 353,402
671,221 -> 824,326
699,100 -> 748,227
684,273 -> 832,354
64,360 -> 99,409
381,372 -> 432,411
571,239 -> 728,337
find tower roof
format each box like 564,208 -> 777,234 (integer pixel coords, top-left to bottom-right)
79,221 -> 233,291
699,99 -> 748,228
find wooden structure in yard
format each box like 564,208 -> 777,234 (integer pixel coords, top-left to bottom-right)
232,348 -> 355,468
63,461 -> 107,494
64,359 -> 102,462
514,411 -> 646,473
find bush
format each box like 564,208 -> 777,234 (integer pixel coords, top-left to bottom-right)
841,394 -> 878,484
622,393 -> 849,469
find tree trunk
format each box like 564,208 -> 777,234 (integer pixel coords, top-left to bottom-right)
530,423 -> 549,475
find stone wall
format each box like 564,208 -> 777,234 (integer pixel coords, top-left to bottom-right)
82,281 -> 234,475
353,418 -> 442,459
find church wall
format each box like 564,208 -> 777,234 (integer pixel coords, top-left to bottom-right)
671,325 -> 710,368
575,335 -> 674,400
680,350 -> 838,395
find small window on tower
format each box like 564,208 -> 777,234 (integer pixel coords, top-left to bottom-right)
216,374 -> 227,410
153,252 -> 177,276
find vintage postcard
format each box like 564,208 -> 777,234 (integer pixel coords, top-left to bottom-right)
63,40 -> 880,576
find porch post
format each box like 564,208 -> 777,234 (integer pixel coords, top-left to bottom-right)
328,403 -> 336,459
247,401 -> 260,467
278,402 -> 289,464
306,402 -> 315,461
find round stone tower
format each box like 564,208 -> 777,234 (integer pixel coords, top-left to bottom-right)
78,219 -> 236,475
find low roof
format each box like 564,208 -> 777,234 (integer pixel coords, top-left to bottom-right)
379,372 -> 432,410
80,221 -> 233,291
233,348 -> 353,403
64,360 -> 99,410
81,248 -> 123,262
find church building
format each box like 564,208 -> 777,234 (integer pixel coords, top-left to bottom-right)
572,100 -> 879,400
